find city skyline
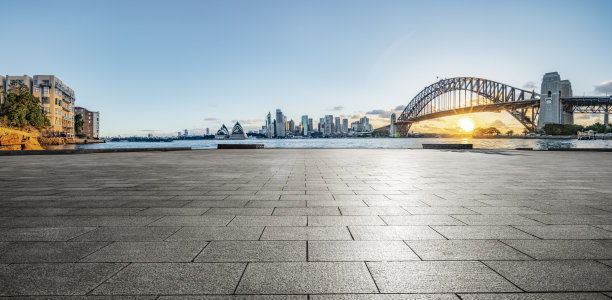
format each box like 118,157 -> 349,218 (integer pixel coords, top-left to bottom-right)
2,0 -> 611,136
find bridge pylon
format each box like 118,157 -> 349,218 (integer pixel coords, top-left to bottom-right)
537,72 -> 574,130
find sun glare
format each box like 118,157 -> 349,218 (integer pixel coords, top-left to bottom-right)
458,118 -> 475,132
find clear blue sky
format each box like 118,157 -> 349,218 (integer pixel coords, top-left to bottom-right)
3,0 -> 611,136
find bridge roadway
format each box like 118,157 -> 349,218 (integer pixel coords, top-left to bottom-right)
0,149 -> 611,298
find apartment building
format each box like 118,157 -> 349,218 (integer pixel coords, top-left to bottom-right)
75,107 -> 100,138
1,75 -> 76,137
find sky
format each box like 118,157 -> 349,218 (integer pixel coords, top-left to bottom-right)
2,0 -> 611,136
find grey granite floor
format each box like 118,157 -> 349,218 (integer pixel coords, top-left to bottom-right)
0,148 -> 611,299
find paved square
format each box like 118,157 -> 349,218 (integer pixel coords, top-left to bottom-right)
0,149 -> 611,298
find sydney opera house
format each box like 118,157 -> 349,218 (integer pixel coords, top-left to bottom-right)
215,122 -> 248,140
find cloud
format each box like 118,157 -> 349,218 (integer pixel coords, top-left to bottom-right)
232,119 -> 264,125
594,81 -> 612,95
208,104 -> 217,108
204,117 -> 220,121
365,105 -> 405,119
523,82 -> 538,90
332,106 -> 344,111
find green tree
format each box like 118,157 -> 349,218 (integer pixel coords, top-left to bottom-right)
506,130 -> 514,136
74,113 -> 84,136
1,82 -> 50,128
522,129 -> 530,136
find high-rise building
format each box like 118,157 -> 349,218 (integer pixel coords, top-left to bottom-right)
335,117 -> 341,134
390,113 -> 396,137
266,112 -> 273,138
318,118 -> 324,132
288,120 -> 295,133
301,115 -> 309,136
275,109 -> 285,137
184,129 -> 188,136
324,115 -> 334,136
308,118 -> 313,134
206,128 -> 210,135
74,107 -> 99,139
342,118 -> 348,134
4,75 -> 76,137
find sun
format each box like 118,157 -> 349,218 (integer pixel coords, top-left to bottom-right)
457,118 -> 474,132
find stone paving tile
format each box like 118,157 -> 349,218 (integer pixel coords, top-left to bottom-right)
381,215 -> 465,225
60,208 -> 145,216
184,200 -> 248,208
522,214 -> 612,225
148,215 -> 234,226
0,208 -> 77,217
467,207 -> 545,214
228,216 -> 307,226
311,295 -> 459,300
459,293 -> 610,299
349,226 -> 445,240
309,241 -> 419,261
406,240 -> 531,260
308,216 -> 386,226
246,200 -> 307,207
167,226 -> 264,241
281,194 -> 334,201
236,262 -> 378,294
367,261 -> 519,293
338,207 -> 409,215
431,226 -> 537,239
159,296 -> 306,300
365,200 -> 426,207
82,241 -> 208,262
91,263 -> 245,295
485,260 -> 612,291
0,263 -> 126,296
0,227 -> 96,241
0,216 -> 159,227
514,225 -> 612,239
134,208 -> 209,215
273,207 -> 341,215
195,241 -> 305,262
260,226 -> 353,240
0,241 -> 108,263
307,200 -> 367,207
403,207 -> 477,215
204,208 -> 273,216
121,200 -> 191,208
501,240 -> 612,259
73,226 -> 179,241
451,215 -> 544,225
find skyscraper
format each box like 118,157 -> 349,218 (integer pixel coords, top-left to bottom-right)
335,117 -> 341,134
206,128 -> 210,135
342,118 -> 348,134
324,115 -> 334,136
288,120 -> 295,134
301,115 -> 308,136
308,118 -> 313,134
275,109 -> 285,137
266,112 -> 273,138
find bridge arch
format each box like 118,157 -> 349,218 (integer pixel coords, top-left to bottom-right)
397,77 -> 540,134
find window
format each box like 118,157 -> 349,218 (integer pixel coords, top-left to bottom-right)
36,87 -> 40,93
547,91 -> 552,97
43,80 -> 49,85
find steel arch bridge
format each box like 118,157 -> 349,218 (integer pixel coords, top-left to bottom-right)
396,77 -> 541,134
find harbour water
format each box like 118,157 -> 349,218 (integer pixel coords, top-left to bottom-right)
55,138 -> 612,150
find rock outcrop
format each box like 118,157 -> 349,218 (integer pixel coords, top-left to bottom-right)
0,130 -> 44,151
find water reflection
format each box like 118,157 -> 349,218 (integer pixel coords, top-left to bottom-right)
65,138 -> 612,151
